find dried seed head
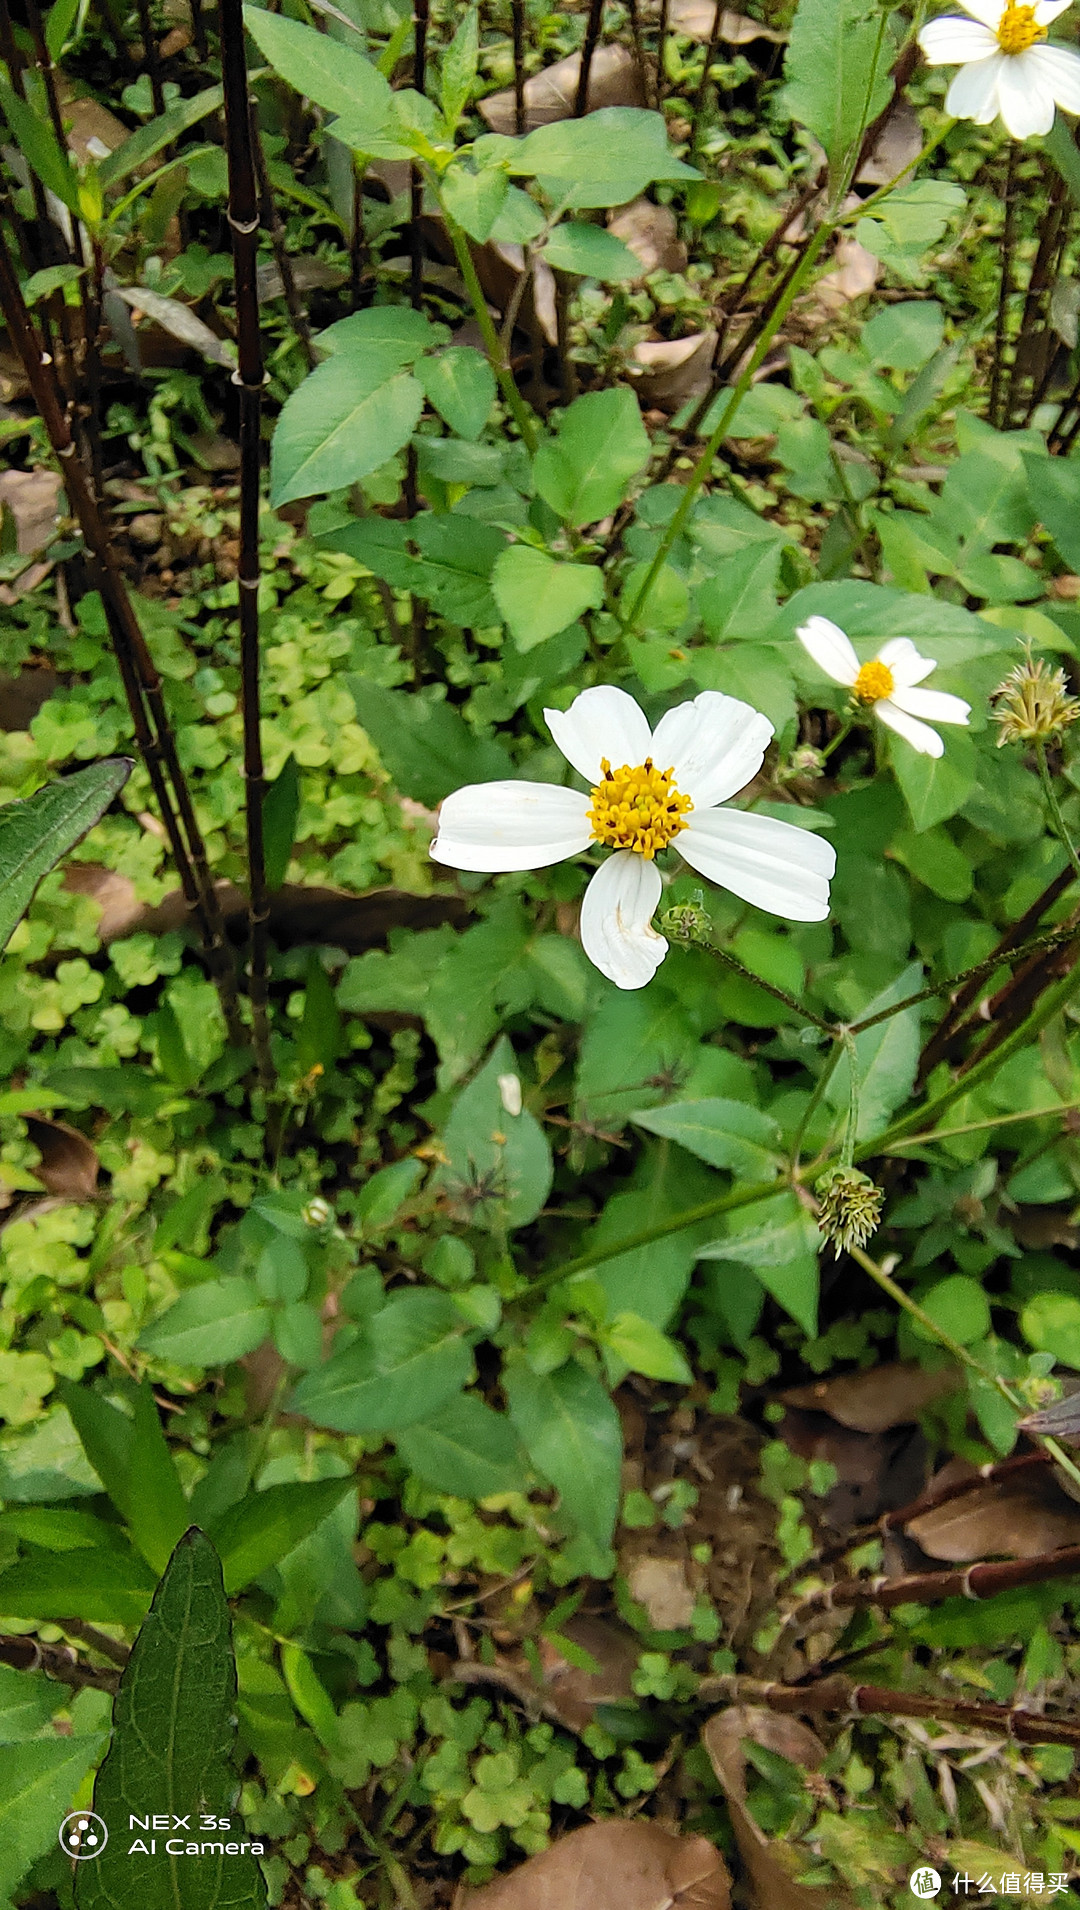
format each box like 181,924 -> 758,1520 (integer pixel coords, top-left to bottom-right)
778,744 -> 826,784
992,653 -> 1080,746
816,1167 -> 884,1257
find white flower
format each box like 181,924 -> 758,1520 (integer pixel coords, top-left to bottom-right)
796,617 -> 971,758
430,686 -> 836,991
918,0 -> 1080,140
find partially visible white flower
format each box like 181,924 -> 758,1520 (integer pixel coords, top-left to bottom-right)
796,617 -> 971,759
430,686 -> 836,991
918,0 -> 1080,139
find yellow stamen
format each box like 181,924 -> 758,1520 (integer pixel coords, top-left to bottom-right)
852,660 -> 895,705
996,2 -> 1045,53
587,757 -> 692,859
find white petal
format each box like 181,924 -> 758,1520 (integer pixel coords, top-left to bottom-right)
957,0 -> 1004,27
544,686 -> 652,783
920,15 -> 999,61
650,691 -> 774,810
996,52 -> 1056,135
579,852 -> 667,990
795,616 -> 859,687
431,781 -> 592,872
875,700 -> 945,757
679,809 -> 835,923
888,685 -> 971,726
946,50 -> 1005,116
1034,0 -> 1073,26
1029,41 -> 1080,112
875,637 -> 937,688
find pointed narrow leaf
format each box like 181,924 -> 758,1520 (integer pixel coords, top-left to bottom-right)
0,1545 -> 157,1623
0,760 -> 132,953
263,753 -> 301,890
630,1099 -> 782,1178
206,1477 -> 356,1593
60,1380 -> 189,1573
270,356 -> 423,505
504,1360 -> 621,1546
75,1528 -> 267,1910
396,1394 -> 530,1497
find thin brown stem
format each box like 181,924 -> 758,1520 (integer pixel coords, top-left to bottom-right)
702,1673 -> 1080,1751
220,0 -> 273,1087
512,0 -> 526,132
656,0 -> 670,106
254,122 -> 316,368
990,144 -> 1016,429
574,0 -> 604,114
786,1542 -> 1080,1623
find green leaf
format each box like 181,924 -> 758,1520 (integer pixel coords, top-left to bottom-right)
697,540 -> 782,642
0,1735 -> 107,1906
206,1478 -> 356,1593
346,678 -> 513,803
0,760 -> 132,954
289,1289 -> 474,1433
827,962 -> 923,1141
331,515 -> 506,626
0,1660 -> 63,1741
504,1359 -> 621,1547
439,6 -> 479,129
263,754 -> 300,891
492,546 -> 604,649
270,356 -> 424,505
419,348 -> 496,440
61,1381 -> 190,1573
0,78 -> 80,211
603,1312 -> 693,1384
355,1157 -> 424,1230
138,1278 -> 270,1368
435,1036 -> 553,1229
1022,1291 -> 1080,1370
862,300 -> 944,372
75,1529 -> 267,1910
441,161 -> 510,241
533,389 -> 650,527
855,181 -> 966,284
0,1545 -> 157,1623
396,1394 -> 530,1498
98,85 -> 225,186
242,6 -> 397,134
542,223 -> 640,280
1023,450 -> 1080,570
782,0 -> 893,189
698,1190 -> 821,1336
912,1275 -> 991,1347
890,728 -> 978,831
630,1098 -> 781,1178
507,108 -> 698,208
45,0 -> 81,60
317,306 -> 448,359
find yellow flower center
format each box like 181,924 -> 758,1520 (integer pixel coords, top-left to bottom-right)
852,660 -> 895,704
996,3 -> 1045,53
587,758 -> 693,859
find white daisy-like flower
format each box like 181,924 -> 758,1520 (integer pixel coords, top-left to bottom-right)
796,617 -> 971,759
918,0 -> 1080,140
430,686 -> 837,991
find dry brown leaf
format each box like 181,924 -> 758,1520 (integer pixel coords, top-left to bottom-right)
0,470 -> 63,555
627,1557 -> 696,1631
703,1708 -> 858,1910
608,200 -> 688,279
454,1819 -> 732,1910
57,89 -> 131,167
535,1614 -> 639,1731
0,667 -> 57,733
24,1117 -> 100,1200
815,231 -> 880,311
479,44 -> 645,135
856,101 -> 923,186
667,0 -> 786,42
780,1362 -> 958,1434
906,1461 -> 1080,1561
630,332 -> 717,408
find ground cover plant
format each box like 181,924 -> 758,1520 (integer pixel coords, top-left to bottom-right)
10,0 -> 1080,1903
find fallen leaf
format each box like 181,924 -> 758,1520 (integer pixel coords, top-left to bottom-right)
815,231 -> 880,311
255,257 -> 348,304
454,1818 -> 732,1910
0,667 -> 57,732
780,1362 -> 958,1434
1019,1386 -> 1080,1443
667,0 -> 786,42
856,101 -> 923,186
906,1460 -> 1080,1561
703,1707 -> 858,1910
608,200 -> 688,279
113,285 -> 238,369
630,331 -> 717,408
479,45 -> 645,135
535,1614 -> 639,1731
0,469 -> 63,554
627,1556 -> 696,1630
24,1116 -> 100,1199
57,88 -> 131,167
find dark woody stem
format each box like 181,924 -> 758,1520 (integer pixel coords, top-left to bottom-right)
701,1672 -> 1080,1751
220,0 -> 274,1089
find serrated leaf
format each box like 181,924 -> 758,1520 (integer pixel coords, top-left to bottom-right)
630,1098 -> 781,1177
0,1660 -> 63,1740
289,1289 -> 474,1432
533,388 -> 650,527
826,962 -> 923,1140
504,1359 -> 621,1547
206,1478 -> 356,1593
435,1036 -> 553,1229
346,677 -> 513,802
270,355 -> 423,505
75,1529 -> 267,1910
396,1394 -> 530,1498
0,760 -> 132,954
509,108 -> 698,208
0,1735 -> 107,1906
242,6 -> 396,133
0,1545 -> 157,1624
782,0 -> 893,191
543,222 -> 639,280
492,545 -> 604,649
137,1278 -> 270,1368
419,348 -> 496,439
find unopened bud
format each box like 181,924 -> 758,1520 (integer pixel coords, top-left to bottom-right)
659,893 -> 713,946
779,744 -> 826,783
303,1196 -> 333,1230
992,653 -> 1080,746
816,1167 -> 883,1257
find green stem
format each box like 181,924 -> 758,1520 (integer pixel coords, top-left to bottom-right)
1036,738 -> 1080,886
622,219 -> 834,633
790,1036 -> 843,1174
699,940 -> 834,1034
819,717 -> 854,763
885,1099 -> 1080,1151
443,210 -> 538,454
840,1028 -> 859,1169
528,1176 -> 780,1293
847,925 -> 1077,1036
836,119 -> 955,227
850,1244 -> 1080,1502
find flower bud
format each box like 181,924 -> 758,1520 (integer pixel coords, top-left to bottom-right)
659,893 -> 713,946
815,1167 -> 883,1257
303,1195 -> 333,1230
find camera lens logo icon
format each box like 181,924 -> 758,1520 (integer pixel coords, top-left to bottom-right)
59,1812 -> 108,1860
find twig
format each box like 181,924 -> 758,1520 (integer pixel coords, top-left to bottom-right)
253,124 -> 316,368
700,1672 -> 1080,1750
0,1632 -> 120,1693
512,0 -> 526,132
220,0 -> 273,1089
574,0 -> 604,114
785,1542 -> 1080,1623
